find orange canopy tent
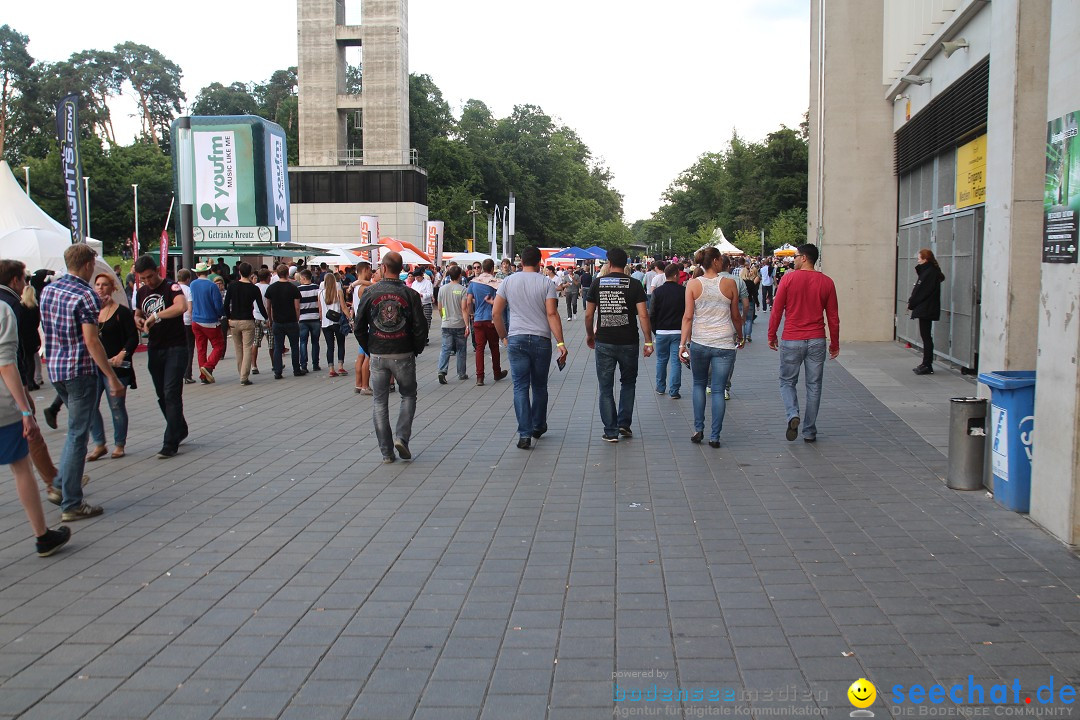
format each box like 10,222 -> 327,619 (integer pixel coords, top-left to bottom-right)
380,237 -> 433,264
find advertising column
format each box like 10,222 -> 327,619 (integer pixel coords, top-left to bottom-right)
361,215 -> 380,264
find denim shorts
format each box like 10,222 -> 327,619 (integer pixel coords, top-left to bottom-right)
0,420 -> 29,465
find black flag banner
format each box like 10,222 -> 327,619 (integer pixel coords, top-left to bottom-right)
56,93 -> 85,243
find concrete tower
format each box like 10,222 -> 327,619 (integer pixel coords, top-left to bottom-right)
297,0 -> 410,166
292,0 -> 427,247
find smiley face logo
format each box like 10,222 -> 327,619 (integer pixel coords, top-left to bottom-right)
848,678 -> 876,709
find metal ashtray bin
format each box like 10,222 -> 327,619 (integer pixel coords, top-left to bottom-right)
947,397 -> 987,490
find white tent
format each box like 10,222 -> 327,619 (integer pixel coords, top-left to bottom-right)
697,227 -> 745,255
442,251 -> 493,266
0,161 -> 126,306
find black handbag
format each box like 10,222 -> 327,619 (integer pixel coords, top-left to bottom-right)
325,309 -> 342,322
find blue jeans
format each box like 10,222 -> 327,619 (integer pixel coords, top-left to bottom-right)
438,327 -> 468,377
595,342 -> 638,437
690,343 -> 736,440
51,374 -> 97,511
272,322 -> 301,375
299,320 -> 321,369
89,374 -> 132,447
507,334 -> 552,438
779,338 -> 826,439
654,334 -> 682,396
743,303 -> 756,340
371,355 -> 417,458
323,326 -> 346,367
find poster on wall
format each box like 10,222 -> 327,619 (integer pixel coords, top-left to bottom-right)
1044,110 -> 1080,264
956,134 -> 987,209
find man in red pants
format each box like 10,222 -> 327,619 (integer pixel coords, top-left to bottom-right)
464,259 -> 507,386
189,262 -> 226,383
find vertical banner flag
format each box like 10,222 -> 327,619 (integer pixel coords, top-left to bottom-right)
56,94 -> 86,243
426,221 -> 445,266
159,230 -> 170,278
267,129 -> 290,241
361,215 -> 379,264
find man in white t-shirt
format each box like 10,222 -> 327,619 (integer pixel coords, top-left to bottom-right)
648,261 -> 668,298
759,259 -> 774,311
642,263 -> 658,312
493,246 -> 567,450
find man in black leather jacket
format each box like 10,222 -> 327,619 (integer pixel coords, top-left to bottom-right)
354,251 -> 428,463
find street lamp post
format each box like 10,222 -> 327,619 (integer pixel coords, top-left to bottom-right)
467,198 -> 487,252
132,184 -> 140,259
22,167 -> 29,197
84,177 -> 91,239
492,204 -> 509,260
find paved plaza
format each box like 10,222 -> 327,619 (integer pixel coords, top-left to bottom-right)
0,311 -> 1078,719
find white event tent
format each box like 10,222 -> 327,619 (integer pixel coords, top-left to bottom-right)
0,161 -> 125,306
697,227 -> 744,255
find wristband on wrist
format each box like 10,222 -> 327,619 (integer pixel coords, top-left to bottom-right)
644,342 -> 653,347
556,342 -> 565,347
21,410 -> 31,417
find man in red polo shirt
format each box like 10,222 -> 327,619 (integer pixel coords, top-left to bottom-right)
767,243 -> 839,443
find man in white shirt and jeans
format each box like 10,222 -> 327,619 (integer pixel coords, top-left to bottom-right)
760,259 -> 774,311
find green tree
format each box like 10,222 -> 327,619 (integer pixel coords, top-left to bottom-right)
732,227 -> 763,255
254,67 -> 296,121
273,95 -> 299,165
409,73 -> 452,164
114,41 -> 185,148
62,50 -> 125,143
0,25 -> 34,160
190,81 -> 259,116
766,207 -> 807,252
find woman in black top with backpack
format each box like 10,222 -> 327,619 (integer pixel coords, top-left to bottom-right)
907,248 -> 945,375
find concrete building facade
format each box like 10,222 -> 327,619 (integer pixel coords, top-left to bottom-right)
291,0 -> 427,249
810,0 -> 1080,545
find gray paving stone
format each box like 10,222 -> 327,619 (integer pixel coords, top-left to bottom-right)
2,329 -> 1078,719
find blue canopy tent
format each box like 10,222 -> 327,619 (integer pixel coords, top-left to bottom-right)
584,246 -> 608,259
548,246 -> 604,260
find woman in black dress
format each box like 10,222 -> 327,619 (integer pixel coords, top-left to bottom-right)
18,285 -> 42,390
907,248 -> 945,375
87,274 -> 138,460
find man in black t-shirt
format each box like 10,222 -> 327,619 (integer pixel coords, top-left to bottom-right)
263,265 -> 305,379
133,255 -> 190,458
585,248 -> 653,443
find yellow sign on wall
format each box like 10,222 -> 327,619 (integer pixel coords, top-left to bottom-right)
956,134 -> 987,209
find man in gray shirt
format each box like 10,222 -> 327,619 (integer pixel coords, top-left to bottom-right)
493,246 -> 567,450
435,265 -> 469,384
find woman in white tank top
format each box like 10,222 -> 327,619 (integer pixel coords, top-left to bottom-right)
679,248 -> 743,447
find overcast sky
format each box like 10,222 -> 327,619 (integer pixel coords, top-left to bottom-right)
7,0 -> 809,222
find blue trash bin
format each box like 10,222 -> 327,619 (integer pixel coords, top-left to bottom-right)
976,371 -> 1036,512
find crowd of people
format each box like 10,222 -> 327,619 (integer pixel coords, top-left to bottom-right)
0,239 -> 861,558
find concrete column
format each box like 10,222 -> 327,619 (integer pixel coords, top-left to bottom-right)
362,0 -> 410,166
976,0 -> 1050,373
298,0 -> 347,166
809,0 -> 897,341
1030,0 -> 1080,546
